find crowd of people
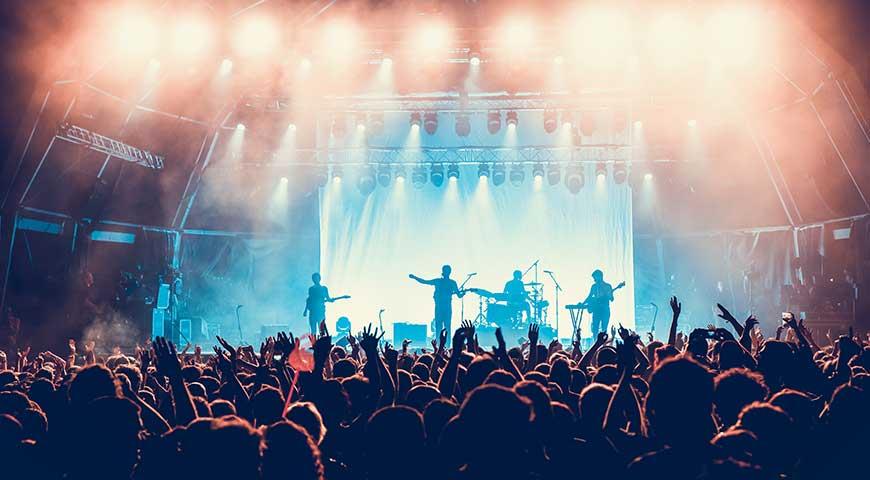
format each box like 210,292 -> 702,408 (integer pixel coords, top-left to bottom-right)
0,297 -> 868,479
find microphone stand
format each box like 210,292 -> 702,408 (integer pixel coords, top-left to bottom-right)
459,273 -> 474,323
545,270 -> 562,339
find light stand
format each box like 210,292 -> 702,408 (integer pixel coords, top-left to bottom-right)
545,270 -> 562,338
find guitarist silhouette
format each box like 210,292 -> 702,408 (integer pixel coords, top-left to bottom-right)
303,273 -> 350,335
581,269 -> 625,336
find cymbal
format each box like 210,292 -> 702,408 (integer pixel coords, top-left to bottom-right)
524,282 -> 542,286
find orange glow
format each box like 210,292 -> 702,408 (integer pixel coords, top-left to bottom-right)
572,8 -> 631,66
418,21 -> 450,51
648,12 -> 696,68
116,14 -> 159,56
323,20 -> 360,60
232,16 -> 280,57
171,17 -> 213,56
707,7 -> 764,66
501,17 -> 534,50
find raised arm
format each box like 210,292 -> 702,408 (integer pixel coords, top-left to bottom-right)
409,274 -> 436,286
716,303 -> 745,337
667,296 -> 681,346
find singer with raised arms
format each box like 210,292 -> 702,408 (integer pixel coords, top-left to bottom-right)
409,265 -> 466,346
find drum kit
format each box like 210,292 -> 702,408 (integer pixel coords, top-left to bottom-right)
463,260 -> 561,335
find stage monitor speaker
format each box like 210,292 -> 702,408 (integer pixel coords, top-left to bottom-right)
156,283 -> 170,309
393,322 -> 427,345
151,308 -> 166,339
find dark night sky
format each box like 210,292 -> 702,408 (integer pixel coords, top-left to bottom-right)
0,0 -> 867,174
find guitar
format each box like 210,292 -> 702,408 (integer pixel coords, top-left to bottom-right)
571,281 -> 626,313
306,295 -> 351,312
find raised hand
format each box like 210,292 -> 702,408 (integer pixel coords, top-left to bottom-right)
646,331 -> 654,343
670,296 -> 682,317
617,324 -> 632,343
139,347 -> 153,372
359,324 -> 383,354
275,331 -> 297,357
744,315 -> 759,331
494,327 -> 507,356
318,320 -> 330,339
461,320 -> 476,339
528,323 -> 540,345
213,346 -> 234,375
402,339 -> 412,354
68,339 -> 76,354
216,336 -> 238,361
153,337 -> 182,379
384,342 -> 398,364
716,303 -> 735,323
438,328 -> 448,353
596,331 -> 609,345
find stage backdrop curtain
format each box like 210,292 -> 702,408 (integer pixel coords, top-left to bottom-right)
320,165 -> 635,339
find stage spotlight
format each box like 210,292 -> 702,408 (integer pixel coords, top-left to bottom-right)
409,112 -> 422,129
565,164 -> 585,194
424,112 -> 439,134
492,164 -> 506,186
546,163 -> 561,186
395,165 -> 407,182
323,20 -> 359,60
368,113 -> 384,135
543,110 -> 558,134
420,21 -> 450,51
280,176 -> 288,183
233,15 -> 280,57
478,163 -> 490,178
331,116 -> 347,138
219,58 -> 233,75
455,114 -> 471,137
554,55 -> 564,65
411,165 -> 427,188
430,164 -> 445,187
509,164 -> 525,186
561,111 -> 573,128
613,163 -> 627,184
506,111 -> 519,128
687,119 -> 697,127
355,113 -> 367,132
595,162 -> 607,179
469,53 -> 481,66
358,165 -> 376,195
532,163 -> 544,180
171,17 -> 212,56
377,164 -> 391,187
332,166 -> 343,182
487,111 -> 502,134
116,14 -> 158,56
447,163 -> 460,179
382,56 -> 393,67
236,122 -> 246,131
314,167 -> 329,188
644,172 -> 654,181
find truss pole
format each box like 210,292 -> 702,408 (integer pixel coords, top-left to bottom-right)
0,213 -> 19,315
1,89 -> 51,210
19,136 -> 57,205
748,126 -> 796,227
835,79 -> 870,144
809,100 -> 870,212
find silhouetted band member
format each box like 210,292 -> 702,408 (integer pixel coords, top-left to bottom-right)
584,269 -> 614,336
304,273 -> 332,335
503,269 -> 531,321
409,265 -> 466,345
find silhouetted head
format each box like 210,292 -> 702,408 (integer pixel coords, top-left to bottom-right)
262,421 -> 324,480
513,270 -> 522,280
252,386 -> 285,427
285,401 -> 326,445
366,406 -> 425,476
423,398 -> 458,446
442,265 -> 452,278
68,364 -> 121,407
181,416 -> 261,477
714,368 -> 769,428
311,272 -> 321,284
645,356 -> 715,448
592,269 -> 604,282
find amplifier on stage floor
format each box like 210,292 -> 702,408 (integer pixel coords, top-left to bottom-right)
393,323 -> 427,345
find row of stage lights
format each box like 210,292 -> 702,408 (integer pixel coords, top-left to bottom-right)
324,162 -> 647,195
108,6 -> 763,70
331,110 -> 619,137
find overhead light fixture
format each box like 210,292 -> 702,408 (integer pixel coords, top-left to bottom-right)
546,163 -> 561,185
430,163 -> 445,187
492,163 -> 506,186
369,112 -> 384,135
613,163 -> 627,184
355,113 -> 367,131
411,165 -> 427,188
506,111 -> 519,128
543,110 -> 558,134
487,111 -> 501,134
595,162 -> 607,179
394,165 -> 407,182
561,111 -> 573,129
565,164 -> 584,194
332,165 -> 343,182
424,112 -> 438,134
409,112 -> 422,128
377,164 -> 391,187
455,114 -> 471,137
478,163 -> 490,178
532,163 -> 544,179
447,163 -> 460,179
509,164 -> 525,186
357,165 -> 376,195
